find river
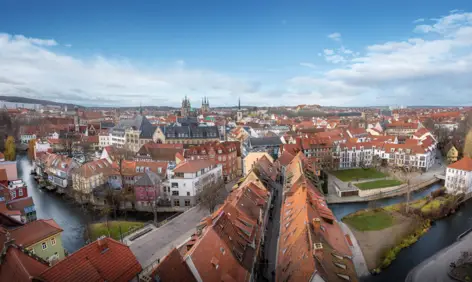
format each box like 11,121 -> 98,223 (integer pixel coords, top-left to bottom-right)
18,155 -> 90,253
329,183 -> 472,282
18,154 -> 175,253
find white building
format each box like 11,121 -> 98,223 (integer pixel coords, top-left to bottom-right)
20,134 -> 36,144
99,133 -> 111,149
33,140 -> 51,159
445,157 -> 472,194
167,160 -> 223,208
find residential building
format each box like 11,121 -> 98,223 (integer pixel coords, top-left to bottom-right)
0,242 -> 50,282
10,219 -> 66,263
445,142 -> 459,164
277,152 -> 358,282
243,152 -> 274,176
110,114 -> 156,152
385,121 -> 419,136
71,159 -> 119,204
20,133 -> 37,144
184,141 -> 239,182
134,171 -> 162,211
135,142 -> 184,164
0,160 -> 18,180
39,237 -> 142,282
2,180 -> 28,202
98,132 -> 111,149
299,137 -> 335,168
168,160 -> 223,208
33,139 -> 52,160
181,171 -> 270,282
248,137 -> 283,159
6,197 -> 37,223
39,153 -> 78,193
445,157 -> 472,194
153,120 -> 220,147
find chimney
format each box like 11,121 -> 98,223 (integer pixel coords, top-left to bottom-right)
205,216 -> 213,228
313,242 -> 323,261
97,237 -> 108,252
313,218 -> 321,232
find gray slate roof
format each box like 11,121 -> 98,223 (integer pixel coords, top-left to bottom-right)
160,125 -> 219,139
112,115 -> 156,139
135,171 -> 161,186
249,137 -> 282,147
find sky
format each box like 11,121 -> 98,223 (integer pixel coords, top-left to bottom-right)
1,0 -> 472,107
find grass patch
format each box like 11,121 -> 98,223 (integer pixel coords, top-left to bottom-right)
89,221 -> 145,241
344,210 -> 394,231
332,168 -> 386,182
410,199 -> 428,210
355,180 -> 403,190
421,198 -> 444,214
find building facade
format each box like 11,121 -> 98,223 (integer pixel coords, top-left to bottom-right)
445,157 -> 472,194
168,160 -> 223,208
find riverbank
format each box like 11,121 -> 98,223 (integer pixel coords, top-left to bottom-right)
344,190 -> 460,272
344,209 -> 421,270
405,230 -> 472,282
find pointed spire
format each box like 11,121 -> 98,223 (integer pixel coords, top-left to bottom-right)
139,102 -> 143,115
238,97 -> 241,110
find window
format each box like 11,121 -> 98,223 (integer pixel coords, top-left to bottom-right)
51,237 -> 56,246
171,183 -> 178,188
185,200 -> 191,206
187,192 -> 190,196
19,189 -> 23,197
173,199 -> 180,207
42,242 -> 47,250
11,191 -> 16,198
172,191 -> 179,196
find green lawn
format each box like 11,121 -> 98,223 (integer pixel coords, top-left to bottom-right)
355,179 -> 403,190
89,221 -> 145,241
420,198 -> 444,214
332,168 -> 386,182
344,210 -> 394,231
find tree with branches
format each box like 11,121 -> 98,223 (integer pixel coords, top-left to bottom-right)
393,162 -> 414,213
197,179 -> 226,213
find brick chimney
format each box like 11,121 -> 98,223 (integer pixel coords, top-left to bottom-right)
313,242 -> 323,261
312,218 -> 321,232
97,237 -> 108,252
205,216 -> 213,228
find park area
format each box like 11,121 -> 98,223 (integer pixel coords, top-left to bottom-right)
88,221 -> 145,241
332,168 -> 386,182
343,189 -> 458,271
355,179 -> 403,190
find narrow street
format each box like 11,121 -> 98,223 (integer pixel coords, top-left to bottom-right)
261,180 -> 283,282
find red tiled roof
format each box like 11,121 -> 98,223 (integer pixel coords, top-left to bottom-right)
151,248 -> 197,282
173,160 -> 217,173
10,219 -> 63,247
40,238 -> 142,282
448,157 -> 472,172
0,245 -> 49,282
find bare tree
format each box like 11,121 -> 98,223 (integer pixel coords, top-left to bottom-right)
394,162 -> 414,213
197,180 -> 226,213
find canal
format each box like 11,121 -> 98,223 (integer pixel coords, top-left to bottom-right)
329,183 -> 472,282
18,155 -> 90,253
18,154 -> 175,253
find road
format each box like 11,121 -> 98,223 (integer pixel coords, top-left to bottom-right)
261,181 -> 283,282
127,180 -> 236,269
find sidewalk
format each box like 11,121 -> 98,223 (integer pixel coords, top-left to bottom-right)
339,222 -> 370,277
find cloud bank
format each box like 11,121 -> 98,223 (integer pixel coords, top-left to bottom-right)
1,11 -> 472,107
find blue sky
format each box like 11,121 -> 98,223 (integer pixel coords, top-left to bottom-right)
1,1 -> 472,107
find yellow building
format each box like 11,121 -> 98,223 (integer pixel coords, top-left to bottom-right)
243,152 -> 274,176
445,143 -> 459,163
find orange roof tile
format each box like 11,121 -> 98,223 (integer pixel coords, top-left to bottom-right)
10,219 -> 63,247
448,157 -> 472,171
40,238 -> 142,282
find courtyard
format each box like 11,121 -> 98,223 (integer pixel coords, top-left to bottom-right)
332,168 -> 386,182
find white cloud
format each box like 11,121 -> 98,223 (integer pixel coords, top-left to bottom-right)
413,18 -> 425,24
64,44 -> 72,48
0,33 -> 261,107
290,11 -> 472,106
299,62 -> 317,69
323,49 -> 334,55
12,34 -> 58,46
328,32 -> 341,41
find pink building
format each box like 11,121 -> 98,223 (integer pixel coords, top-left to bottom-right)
0,161 -> 18,181
134,171 -> 162,210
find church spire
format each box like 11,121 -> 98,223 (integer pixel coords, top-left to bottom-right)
238,97 -> 241,110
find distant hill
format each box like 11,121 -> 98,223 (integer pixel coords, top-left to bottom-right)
0,96 -> 81,108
